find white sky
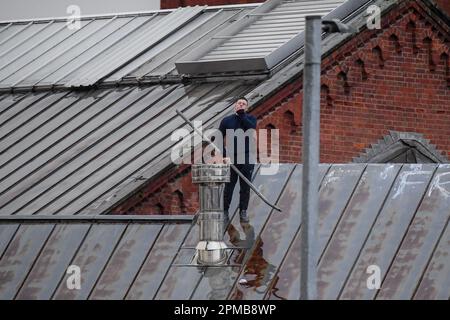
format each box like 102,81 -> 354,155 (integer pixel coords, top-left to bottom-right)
0,0 -> 160,21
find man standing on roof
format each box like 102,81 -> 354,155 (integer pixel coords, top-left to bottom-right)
219,97 -> 257,223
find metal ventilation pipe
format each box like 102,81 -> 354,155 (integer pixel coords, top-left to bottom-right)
192,163 -> 230,265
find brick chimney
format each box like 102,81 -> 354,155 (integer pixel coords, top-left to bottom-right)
161,0 -> 263,9
433,0 -> 450,17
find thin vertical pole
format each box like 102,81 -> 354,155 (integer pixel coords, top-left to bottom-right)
301,15 -> 322,300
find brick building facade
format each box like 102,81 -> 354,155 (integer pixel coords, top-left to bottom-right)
112,0 -> 450,215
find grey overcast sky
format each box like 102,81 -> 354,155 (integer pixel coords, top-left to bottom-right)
0,0 -> 160,21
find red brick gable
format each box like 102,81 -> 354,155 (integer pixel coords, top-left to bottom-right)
254,0 -> 450,163
113,0 -> 450,215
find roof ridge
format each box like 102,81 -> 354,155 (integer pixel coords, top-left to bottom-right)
0,3 -> 261,25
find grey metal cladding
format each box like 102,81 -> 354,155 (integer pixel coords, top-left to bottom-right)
64,7 -> 206,87
0,6 -> 217,89
1,164 -> 449,300
0,80 -> 252,216
175,0 -> 346,75
106,8 -> 253,80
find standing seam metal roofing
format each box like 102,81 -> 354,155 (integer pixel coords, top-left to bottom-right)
0,164 -> 449,300
0,81 -> 254,216
0,5 -> 258,90
0,0 -> 362,90
0,0 -> 422,216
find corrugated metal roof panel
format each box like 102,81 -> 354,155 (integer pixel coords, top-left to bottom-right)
1,6 -> 236,89
0,5 -> 263,89
125,223 -> 191,300
15,223 -> 90,300
413,220 -> 450,300
1,164 -> 449,300
377,165 -> 450,299
317,164 -> 402,299
88,223 -> 163,299
52,223 -> 127,300
0,81 -> 253,216
64,7 -> 206,87
106,8 -> 253,80
0,223 -> 55,299
340,164 -> 437,300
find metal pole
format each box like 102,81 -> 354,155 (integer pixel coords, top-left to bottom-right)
301,15 -> 322,300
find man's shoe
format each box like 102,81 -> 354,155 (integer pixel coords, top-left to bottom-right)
239,210 -> 249,222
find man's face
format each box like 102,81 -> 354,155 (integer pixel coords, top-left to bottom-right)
234,99 -> 248,113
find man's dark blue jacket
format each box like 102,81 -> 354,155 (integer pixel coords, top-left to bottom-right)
219,112 -> 257,163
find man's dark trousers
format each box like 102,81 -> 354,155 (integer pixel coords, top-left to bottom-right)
224,163 -> 254,213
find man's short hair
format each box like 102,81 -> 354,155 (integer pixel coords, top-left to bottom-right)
236,96 -> 248,104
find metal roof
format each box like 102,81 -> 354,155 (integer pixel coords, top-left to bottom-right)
0,0 -> 392,217
0,0 -> 372,90
0,6 -> 256,90
0,82 -> 255,216
0,164 -> 449,300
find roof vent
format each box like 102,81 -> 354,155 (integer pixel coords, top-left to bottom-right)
191,163 -> 230,265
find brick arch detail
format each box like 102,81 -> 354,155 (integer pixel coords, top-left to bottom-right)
252,0 -> 450,163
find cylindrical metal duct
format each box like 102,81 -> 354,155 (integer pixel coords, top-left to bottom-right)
192,163 -> 230,265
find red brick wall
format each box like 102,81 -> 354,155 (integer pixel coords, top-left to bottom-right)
113,0 -> 450,215
112,165 -> 199,215
161,0 -> 262,9
253,0 -> 450,163
434,0 -> 450,17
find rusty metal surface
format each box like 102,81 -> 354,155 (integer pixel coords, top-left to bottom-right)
89,224 -> 163,300
125,224 -> 190,300
0,224 -> 19,257
0,164 -> 449,300
0,223 -> 54,299
318,164 -> 367,262
229,165 -> 303,300
52,223 -> 126,300
15,224 -> 90,299
265,224 -> 303,300
227,165 -> 330,300
414,218 -> 450,300
154,260 -> 202,299
266,164 -> 365,299
318,164 -> 402,299
340,164 -> 437,300
377,164 -> 450,299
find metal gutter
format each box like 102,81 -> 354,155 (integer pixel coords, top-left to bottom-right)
0,214 -> 193,223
